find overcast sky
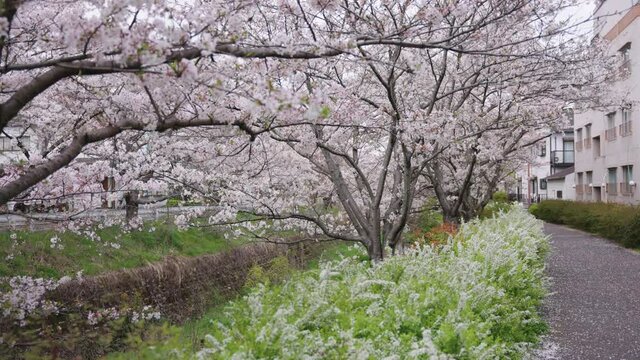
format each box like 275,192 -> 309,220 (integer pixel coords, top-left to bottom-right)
561,0 -> 596,37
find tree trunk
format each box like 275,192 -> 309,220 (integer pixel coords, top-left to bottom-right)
124,191 -> 139,221
389,239 -> 405,256
367,240 -> 384,262
443,211 -> 461,225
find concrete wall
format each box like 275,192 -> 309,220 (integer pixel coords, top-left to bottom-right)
547,178 -> 575,200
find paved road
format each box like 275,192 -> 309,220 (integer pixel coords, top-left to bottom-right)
542,223 -> 640,360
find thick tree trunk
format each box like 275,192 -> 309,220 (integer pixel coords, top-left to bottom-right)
367,240 -> 384,262
443,211 -> 461,225
124,191 -> 139,221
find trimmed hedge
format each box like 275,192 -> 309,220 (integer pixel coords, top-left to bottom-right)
529,200 -> 640,248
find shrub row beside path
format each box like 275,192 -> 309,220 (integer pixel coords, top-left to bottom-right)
529,200 -> 640,248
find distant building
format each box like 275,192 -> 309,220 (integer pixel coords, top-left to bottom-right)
574,0 -> 640,203
515,129 -> 576,203
0,126 -> 34,165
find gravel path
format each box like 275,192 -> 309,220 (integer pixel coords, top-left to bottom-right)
541,223 -> 640,360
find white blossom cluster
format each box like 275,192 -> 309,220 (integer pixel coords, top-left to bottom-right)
0,270 -> 161,330
0,276 -> 71,326
87,305 -> 161,326
184,207 -> 549,359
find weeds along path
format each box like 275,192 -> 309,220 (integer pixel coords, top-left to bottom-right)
542,223 -> 640,360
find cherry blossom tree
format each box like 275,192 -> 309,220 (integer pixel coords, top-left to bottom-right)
0,0 -> 615,260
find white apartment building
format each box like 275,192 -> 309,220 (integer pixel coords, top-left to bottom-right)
574,0 -> 640,204
514,129 -> 576,203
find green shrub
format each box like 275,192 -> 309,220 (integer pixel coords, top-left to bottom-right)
244,256 -> 293,288
124,207 -> 548,359
492,191 -> 509,203
531,200 -> 640,248
417,198 -> 443,232
406,198 -> 443,244
480,201 -> 512,220
166,199 -> 181,207
622,212 -> 640,247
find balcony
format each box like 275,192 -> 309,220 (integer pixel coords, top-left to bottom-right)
576,184 -> 584,195
620,182 -> 634,196
605,127 -> 617,141
584,138 -> 592,149
607,182 -> 618,195
576,141 -> 583,152
550,150 -> 575,167
619,122 -> 632,137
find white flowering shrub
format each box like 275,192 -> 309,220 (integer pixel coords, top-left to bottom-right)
143,206 -> 546,359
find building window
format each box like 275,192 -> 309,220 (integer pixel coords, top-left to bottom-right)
622,165 -> 634,195
586,171 -> 593,194
540,179 -> 547,190
565,108 -> 574,126
622,106 -> 632,123
584,124 -> 592,149
620,105 -> 632,137
562,140 -> 574,163
576,129 -> 583,152
538,142 -> 546,157
606,112 -> 617,141
593,136 -> 601,158
607,112 -> 616,127
620,42 -> 631,73
577,172 -> 584,195
0,136 -> 29,152
607,167 -> 618,195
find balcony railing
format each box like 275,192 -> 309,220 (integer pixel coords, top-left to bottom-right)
584,138 -> 592,149
620,182 -> 634,196
607,182 -> 618,195
585,184 -> 593,194
550,150 -> 575,166
619,122 -> 632,137
605,127 -> 617,141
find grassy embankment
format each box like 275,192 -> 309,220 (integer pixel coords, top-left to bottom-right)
0,222 -> 238,279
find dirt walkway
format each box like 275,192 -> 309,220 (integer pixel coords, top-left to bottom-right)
541,223 -> 640,360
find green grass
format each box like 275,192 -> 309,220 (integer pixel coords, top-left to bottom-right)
0,221 -> 240,279
305,242 -> 368,270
